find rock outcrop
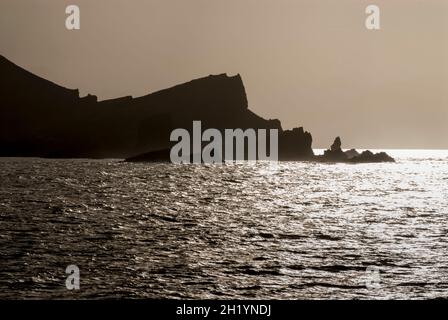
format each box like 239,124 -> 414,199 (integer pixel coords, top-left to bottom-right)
317,137 -> 394,163
348,150 -> 395,163
320,136 -> 347,161
278,127 -> 314,160
344,148 -> 360,159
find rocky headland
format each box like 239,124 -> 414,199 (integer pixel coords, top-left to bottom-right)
0,55 -> 394,163
316,137 -> 395,163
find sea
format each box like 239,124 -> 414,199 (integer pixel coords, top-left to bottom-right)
0,149 -> 447,299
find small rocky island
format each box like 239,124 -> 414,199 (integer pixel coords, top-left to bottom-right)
0,54 -> 394,163
316,137 -> 395,163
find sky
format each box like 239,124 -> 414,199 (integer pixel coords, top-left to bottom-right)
0,0 -> 447,149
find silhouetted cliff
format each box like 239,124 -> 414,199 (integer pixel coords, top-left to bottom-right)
0,55 -> 313,159
0,55 -> 393,163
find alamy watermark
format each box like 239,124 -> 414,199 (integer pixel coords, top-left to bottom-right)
65,4 -> 381,31
170,121 -> 278,164
65,5 -> 80,30
365,5 -> 381,30
365,266 -> 381,290
65,265 -> 80,290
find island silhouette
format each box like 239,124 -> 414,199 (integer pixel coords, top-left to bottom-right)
0,55 -> 393,163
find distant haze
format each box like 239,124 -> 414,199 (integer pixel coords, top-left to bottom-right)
1,0 -> 447,149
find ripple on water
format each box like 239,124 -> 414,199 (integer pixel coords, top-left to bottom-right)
0,154 -> 447,299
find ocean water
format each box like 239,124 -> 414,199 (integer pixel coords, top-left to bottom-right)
0,150 -> 447,299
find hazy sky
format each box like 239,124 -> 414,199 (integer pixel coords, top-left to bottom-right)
1,0 -> 447,148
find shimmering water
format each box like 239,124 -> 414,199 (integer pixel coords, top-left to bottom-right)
1,150 -> 448,299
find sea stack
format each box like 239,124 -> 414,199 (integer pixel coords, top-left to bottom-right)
318,136 -> 395,163
321,137 -> 347,161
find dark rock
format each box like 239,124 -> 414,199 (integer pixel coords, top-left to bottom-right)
278,127 -> 314,160
1,55 -> 315,159
320,137 -> 348,162
318,137 -> 395,163
331,136 -> 342,152
344,148 -> 360,159
349,151 -> 395,163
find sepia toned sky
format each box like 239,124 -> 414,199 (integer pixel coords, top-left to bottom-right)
0,0 -> 447,149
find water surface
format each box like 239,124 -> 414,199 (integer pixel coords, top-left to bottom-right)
1,150 -> 447,299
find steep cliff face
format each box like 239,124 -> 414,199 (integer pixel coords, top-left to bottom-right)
0,55 -> 314,159
0,55 -> 81,156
